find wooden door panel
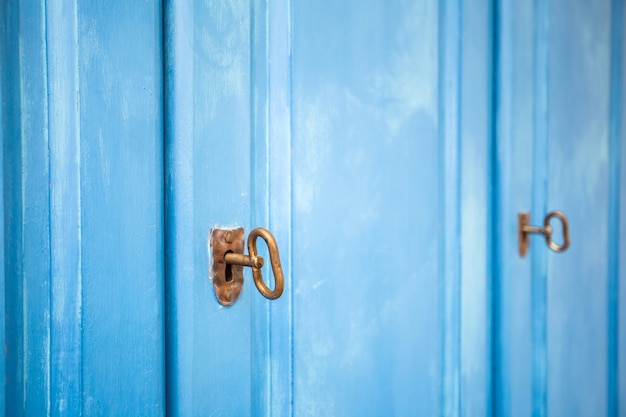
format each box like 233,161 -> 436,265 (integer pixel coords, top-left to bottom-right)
496,0 -> 625,415
1,1 -> 165,415
164,1 -> 255,415
290,1 -> 442,415
547,0 -> 612,414
165,0 -> 493,415
5,0 -> 623,415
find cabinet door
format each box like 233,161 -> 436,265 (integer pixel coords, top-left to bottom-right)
3,0 -> 623,415
1,0 -> 165,415
164,0 -> 492,415
495,0 -> 626,415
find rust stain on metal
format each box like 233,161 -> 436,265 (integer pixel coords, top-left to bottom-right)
210,227 -> 245,306
518,212 -> 531,257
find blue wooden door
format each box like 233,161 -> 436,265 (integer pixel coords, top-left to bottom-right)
1,0 -> 625,415
165,0 -> 626,416
495,0 -> 626,416
165,0 -> 493,415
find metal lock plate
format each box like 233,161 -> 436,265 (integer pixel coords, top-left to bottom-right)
210,227 -> 245,306
518,212 -> 531,257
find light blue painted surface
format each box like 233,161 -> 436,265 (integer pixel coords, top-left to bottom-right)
78,2 -> 165,414
165,0 -> 492,416
46,1 -> 82,414
0,2 -> 19,415
459,1 -> 493,416
291,0 -> 442,414
1,0 -> 624,416
496,0 -> 625,416
1,0 -> 165,415
164,0 -> 255,415
547,0 -> 612,415
5,1 -> 53,413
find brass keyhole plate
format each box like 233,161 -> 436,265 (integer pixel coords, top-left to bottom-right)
518,212 -> 531,257
210,227 -> 245,306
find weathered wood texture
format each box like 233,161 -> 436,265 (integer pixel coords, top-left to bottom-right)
1,1 -> 165,415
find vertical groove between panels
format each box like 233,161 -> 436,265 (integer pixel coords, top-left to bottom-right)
265,0 -> 272,406
608,0 -> 623,416
249,5 -> 254,413
162,0 -> 172,414
156,0 -> 165,413
161,0 -> 167,412
266,1 -> 272,408
73,0 -> 84,413
488,0 -> 500,415
455,2 -> 463,417
18,0 -> 28,407
531,0 -> 550,415
287,0 -> 295,414
438,0 -> 446,414
0,11 -> 5,416
42,0 -> 52,413
267,0 -> 292,414
265,0 -> 271,229
163,0 -> 198,412
251,0 -> 271,414
249,0 -> 256,248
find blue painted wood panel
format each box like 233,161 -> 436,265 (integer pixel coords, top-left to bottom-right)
547,1 -> 612,415
165,0 -> 493,415
290,0 -> 490,415
1,0 -> 165,415
495,0 -> 625,416
2,0 -> 623,415
164,1 -> 255,415
3,1 -> 53,413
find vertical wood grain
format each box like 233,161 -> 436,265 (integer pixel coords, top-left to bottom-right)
2,0 -> 166,415
6,1 -> 53,413
0,3 -> 8,414
250,1 -> 272,415
0,2 -> 20,415
164,1 -> 254,415
608,11 -> 626,408
608,2 -> 623,416
250,0 -> 294,414
608,88 -> 621,412
46,0 -> 82,415
620,1 -> 626,411
77,1 -> 165,414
